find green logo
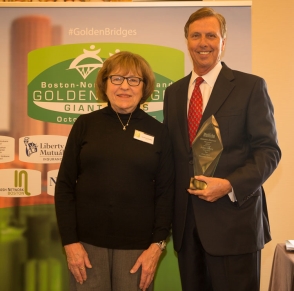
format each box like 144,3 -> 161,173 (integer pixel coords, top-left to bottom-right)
14,170 -> 30,196
28,43 -> 184,124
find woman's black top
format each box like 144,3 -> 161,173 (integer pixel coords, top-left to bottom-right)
55,105 -> 174,250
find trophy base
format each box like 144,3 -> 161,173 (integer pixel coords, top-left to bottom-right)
190,177 -> 207,190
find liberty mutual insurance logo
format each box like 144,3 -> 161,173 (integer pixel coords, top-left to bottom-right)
19,135 -> 67,164
24,136 -> 38,157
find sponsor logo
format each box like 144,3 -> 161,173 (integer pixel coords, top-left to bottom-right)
28,43 -> 184,124
24,137 -> 38,157
0,169 -> 41,197
47,169 -> 58,196
68,45 -> 104,79
0,136 -> 15,163
19,135 -> 67,164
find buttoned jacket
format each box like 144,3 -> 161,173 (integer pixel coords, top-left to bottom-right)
163,62 -> 281,255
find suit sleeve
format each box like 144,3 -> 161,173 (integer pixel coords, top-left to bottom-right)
225,77 -> 281,205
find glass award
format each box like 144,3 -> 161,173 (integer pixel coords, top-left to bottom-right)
190,115 -> 223,190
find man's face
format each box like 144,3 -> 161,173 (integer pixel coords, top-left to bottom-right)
187,16 -> 226,76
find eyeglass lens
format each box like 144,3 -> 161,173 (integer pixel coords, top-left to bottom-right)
110,75 -> 142,86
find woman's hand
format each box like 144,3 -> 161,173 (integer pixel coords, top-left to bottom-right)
130,243 -> 163,290
64,242 -> 92,284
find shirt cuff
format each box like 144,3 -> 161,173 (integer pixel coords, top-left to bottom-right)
228,188 -> 237,202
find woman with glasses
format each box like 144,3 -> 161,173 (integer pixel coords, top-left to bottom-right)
55,51 -> 174,291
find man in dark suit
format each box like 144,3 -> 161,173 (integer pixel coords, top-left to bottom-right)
163,7 -> 281,291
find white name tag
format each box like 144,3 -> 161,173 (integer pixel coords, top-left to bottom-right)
133,130 -> 154,145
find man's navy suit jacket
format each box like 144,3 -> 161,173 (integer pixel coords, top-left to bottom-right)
163,62 -> 281,256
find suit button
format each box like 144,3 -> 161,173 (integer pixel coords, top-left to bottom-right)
189,160 -> 193,165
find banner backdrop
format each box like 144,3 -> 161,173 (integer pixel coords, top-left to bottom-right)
0,2 -> 251,290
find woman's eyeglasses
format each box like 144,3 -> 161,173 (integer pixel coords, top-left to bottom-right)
109,75 -> 144,87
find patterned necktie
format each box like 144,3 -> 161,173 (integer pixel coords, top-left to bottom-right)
188,77 -> 204,145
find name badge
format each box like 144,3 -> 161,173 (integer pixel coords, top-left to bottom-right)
133,130 -> 154,145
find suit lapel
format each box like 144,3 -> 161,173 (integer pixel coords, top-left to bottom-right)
201,63 -> 235,127
176,74 -> 191,153
175,64 -> 235,152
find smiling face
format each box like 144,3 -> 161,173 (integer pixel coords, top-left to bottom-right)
187,16 -> 226,76
106,70 -> 144,114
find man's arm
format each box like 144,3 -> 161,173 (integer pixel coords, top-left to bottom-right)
189,77 -> 281,204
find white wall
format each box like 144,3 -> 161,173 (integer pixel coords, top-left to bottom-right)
252,1 -> 294,290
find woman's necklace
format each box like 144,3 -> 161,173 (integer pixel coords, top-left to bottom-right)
115,111 -> 133,130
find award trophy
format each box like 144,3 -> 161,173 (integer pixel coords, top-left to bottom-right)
190,115 -> 223,190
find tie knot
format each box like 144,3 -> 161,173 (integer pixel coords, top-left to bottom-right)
195,77 -> 204,87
